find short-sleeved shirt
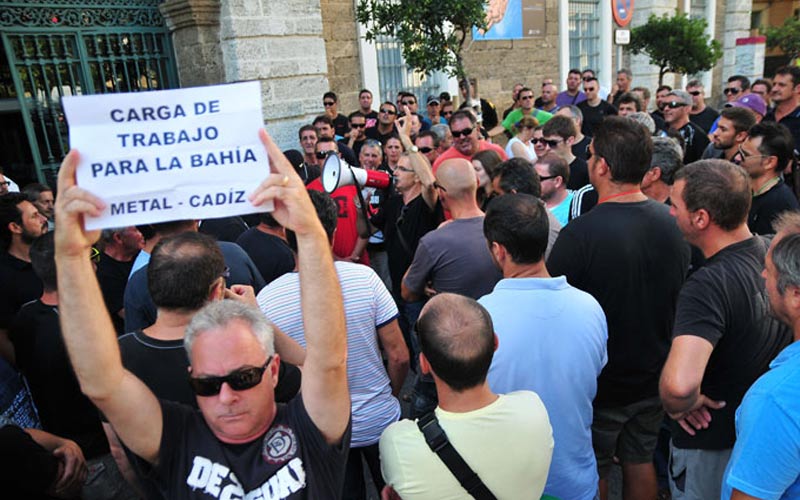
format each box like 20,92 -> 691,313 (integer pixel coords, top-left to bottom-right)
258,261 -> 399,447
748,180 -> 800,235
577,100 -> 617,137
671,236 -> 792,449
689,106 -> 719,134
556,91 -> 587,107
673,120 -> 710,164
144,396 -> 351,499
370,194 -> 444,298
306,181 -> 367,264
764,105 -> 800,153
96,252 -> 135,334
432,141 -> 508,173
568,157 -> 590,190
403,216 -> 501,300
721,340 -> 800,499
549,191 -> 575,227
502,108 -> 554,134
547,200 -> 690,407
0,252 -> 41,331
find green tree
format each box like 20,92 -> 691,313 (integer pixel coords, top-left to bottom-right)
763,17 -> 800,64
355,0 -> 488,86
629,13 -> 723,85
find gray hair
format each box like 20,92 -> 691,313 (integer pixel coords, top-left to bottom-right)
431,124 -> 450,142
100,227 -> 126,243
650,137 -> 683,185
184,300 -> 275,362
627,112 -> 656,135
773,233 -> 800,294
558,104 -> 583,124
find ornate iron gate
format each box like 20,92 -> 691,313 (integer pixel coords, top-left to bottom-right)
0,0 -> 179,185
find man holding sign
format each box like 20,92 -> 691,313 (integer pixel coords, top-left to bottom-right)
54,129 -> 351,499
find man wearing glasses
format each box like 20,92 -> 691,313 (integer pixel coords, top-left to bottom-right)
577,77 -> 617,137
724,75 -> 751,103
322,91 -> 350,138
366,102 -> 400,145
433,110 -> 507,172
542,115 -> 590,191
494,87 -> 553,139
343,111 -> 368,158
663,90 -> 710,164
52,131 -> 352,499
686,79 -> 718,134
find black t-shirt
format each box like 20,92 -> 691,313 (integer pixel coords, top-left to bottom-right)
572,135 -> 591,162
0,252 -> 42,331
568,185 -> 598,221
332,113 -> 350,138
11,301 -> 109,459
577,100 -> 617,137
0,423 -> 59,499
96,252 -> 135,334
748,180 -> 800,235
671,236 -> 792,449
365,126 -> 398,145
370,194 -> 444,297
199,216 -> 250,243
236,229 -> 296,285
296,163 -> 321,186
689,106 -> 719,134
764,105 -> 800,154
674,121 -> 710,164
144,395 -> 350,499
547,200 -> 690,407
567,157 -> 590,190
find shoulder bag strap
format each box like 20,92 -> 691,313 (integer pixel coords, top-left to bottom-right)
417,412 -> 498,500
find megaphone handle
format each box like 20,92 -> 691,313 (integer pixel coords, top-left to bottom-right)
347,164 -> 373,238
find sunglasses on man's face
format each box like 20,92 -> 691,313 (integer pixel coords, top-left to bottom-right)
189,358 -> 272,397
418,147 -> 434,154
451,127 -> 474,138
723,88 -> 741,96
380,108 -> 397,115
316,151 -> 334,159
323,101 -> 335,106
688,90 -> 702,96
350,123 -> 365,129
665,101 -> 686,109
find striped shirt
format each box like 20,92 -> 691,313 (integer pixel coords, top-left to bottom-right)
257,261 -> 400,447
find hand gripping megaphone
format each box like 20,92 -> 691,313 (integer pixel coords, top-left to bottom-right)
321,153 -> 391,194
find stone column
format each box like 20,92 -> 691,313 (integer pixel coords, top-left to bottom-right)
627,0 -> 680,102
219,0 -> 330,150
722,0 -> 752,81
159,0 -> 225,88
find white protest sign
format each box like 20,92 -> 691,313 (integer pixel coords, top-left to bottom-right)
62,81 -> 272,230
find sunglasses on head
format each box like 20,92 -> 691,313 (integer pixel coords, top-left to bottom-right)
380,108 -> 396,115
451,127 -> 474,138
189,358 -> 272,397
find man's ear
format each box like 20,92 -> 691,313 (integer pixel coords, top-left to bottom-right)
269,353 -> 281,388
419,352 -> 431,375
8,221 -> 22,236
209,277 -> 225,301
692,208 -> 711,230
493,333 -> 499,352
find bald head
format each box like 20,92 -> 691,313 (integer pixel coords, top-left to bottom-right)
436,158 -> 477,199
417,293 -> 495,391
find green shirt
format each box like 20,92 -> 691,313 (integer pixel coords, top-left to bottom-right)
502,108 -> 554,135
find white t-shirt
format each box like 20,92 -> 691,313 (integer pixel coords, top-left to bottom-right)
505,136 -> 537,162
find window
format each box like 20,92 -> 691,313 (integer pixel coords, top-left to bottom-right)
374,35 -> 450,106
569,0 -> 600,75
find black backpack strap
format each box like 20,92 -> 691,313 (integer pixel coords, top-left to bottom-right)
417,412 -> 498,500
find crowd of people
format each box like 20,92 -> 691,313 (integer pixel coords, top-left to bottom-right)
1,64 -> 800,500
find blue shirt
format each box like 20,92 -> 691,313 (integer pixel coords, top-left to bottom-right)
550,191 -> 575,228
128,250 -> 150,279
480,276 -> 608,500
722,340 -> 800,500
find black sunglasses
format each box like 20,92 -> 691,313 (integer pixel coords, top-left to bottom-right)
723,88 -> 741,96
543,138 -> 563,148
380,108 -> 397,115
531,138 -> 548,145
189,358 -> 272,397
451,127 -> 474,138
539,174 -> 558,181
688,90 -> 702,96
665,101 -> 686,109
316,151 -> 333,159
323,101 -> 335,106
418,146 -> 434,154
402,100 -> 416,105
350,123 -> 365,128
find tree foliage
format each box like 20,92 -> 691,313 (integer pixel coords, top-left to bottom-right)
629,13 -> 723,85
763,17 -> 800,64
355,0 -> 488,83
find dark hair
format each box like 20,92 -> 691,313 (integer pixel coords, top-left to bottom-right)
380,101 -> 397,113
323,91 -> 337,102
773,233 -> 800,294
258,212 -> 280,228
417,293 -> 495,391
686,79 -> 703,89
656,85 -> 672,94
0,192 -> 30,250
449,109 -> 477,126
752,78 -> 773,93
536,151 -> 570,185
472,150 -> 503,179
593,116 -> 653,184
348,111 -> 366,121
313,115 -> 334,128
719,107 -> 757,135
582,69 -> 596,77
148,232 -> 225,311
674,159 -> 751,231
22,183 -> 52,199
568,68 -> 582,76
286,190 -> 337,253
493,158 -> 541,197
728,75 -> 751,90
150,220 -> 196,237
416,130 -> 440,148
775,66 -> 800,87
748,122 -> 795,174
315,137 -> 338,150
542,115 -> 577,140
484,194 -> 549,264
632,86 -> 651,100
30,231 -> 56,291
359,89 -> 372,98
298,124 -> 317,140
616,92 -> 642,111
518,86 -> 533,96
583,76 -> 598,85
617,68 -> 632,78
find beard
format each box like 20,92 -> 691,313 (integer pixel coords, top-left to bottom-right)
20,224 -> 46,245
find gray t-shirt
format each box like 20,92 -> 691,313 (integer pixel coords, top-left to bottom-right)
403,216 -> 502,299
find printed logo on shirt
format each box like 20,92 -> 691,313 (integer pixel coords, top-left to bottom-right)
186,455 -> 306,499
262,425 -> 297,465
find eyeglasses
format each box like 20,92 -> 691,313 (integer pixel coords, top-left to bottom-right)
189,358 -> 272,397
531,138 -> 548,145
723,88 -> 741,96
451,127 -> 474,138
323,101 -> 335,106
688,90 -> 702,96
316,151 -> 334,159
736,145 -> 769,161
539,175 -> 558,181
350,123 -> 365,128
543,138 -> 563,148
584,87 -> 598,93
418,147 -> 434,154
520,95 -> 534,100
90,247 -> 101,263
665,101 -> 686,109
380,108 -> 397,115
442,110 -> 453,117
221,266 -> 231,279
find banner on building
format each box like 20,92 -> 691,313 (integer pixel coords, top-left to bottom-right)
472,0 -> 546,40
